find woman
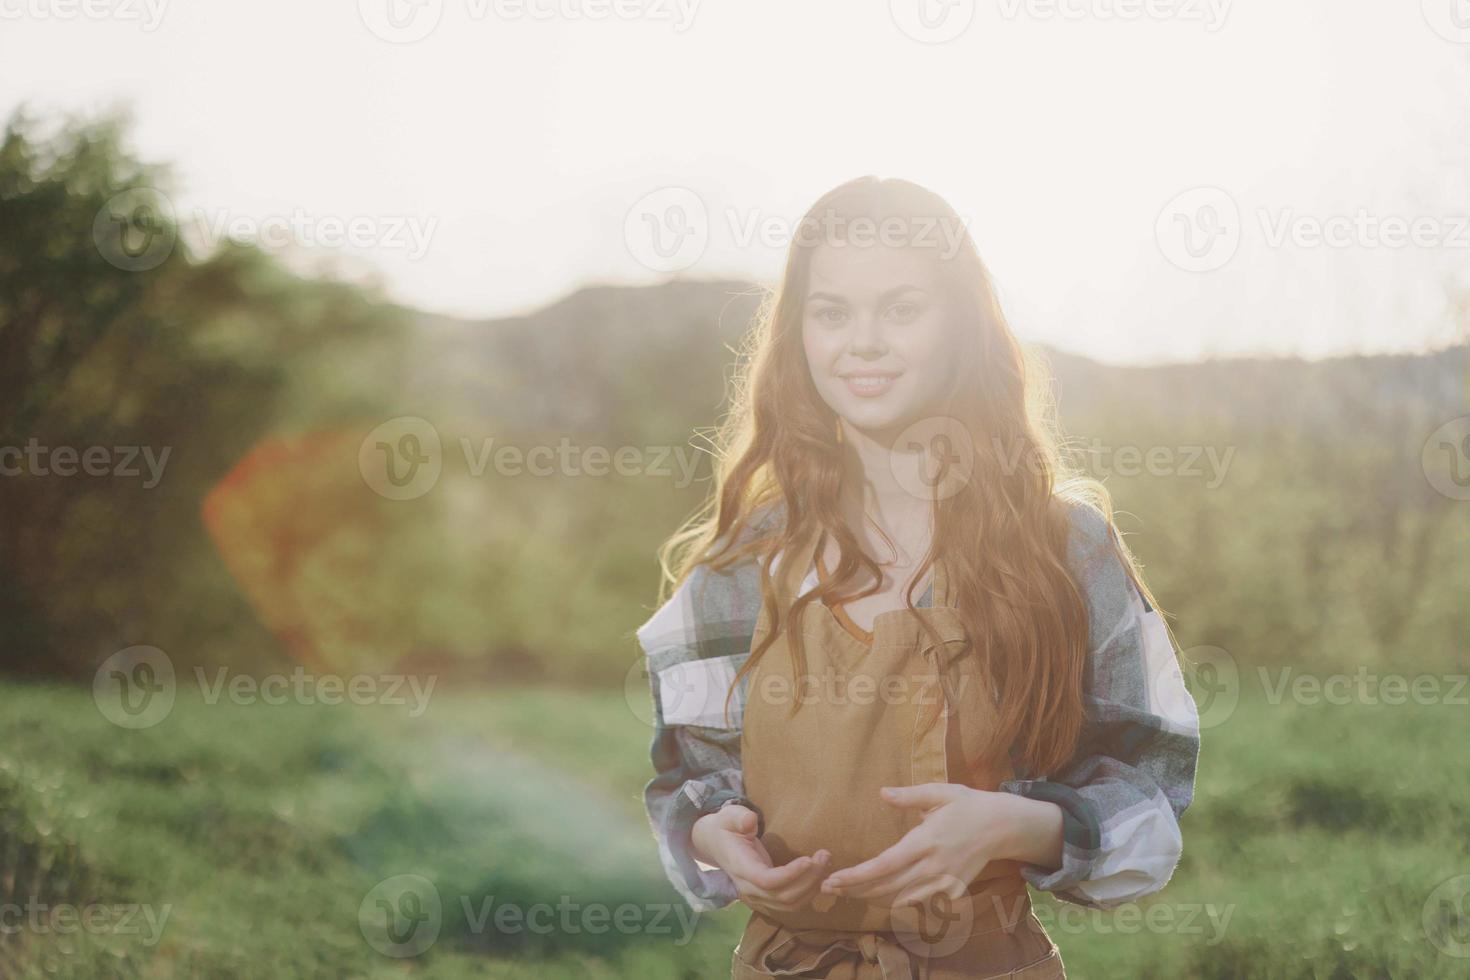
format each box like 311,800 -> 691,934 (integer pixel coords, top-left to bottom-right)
640,177 -> 1200,978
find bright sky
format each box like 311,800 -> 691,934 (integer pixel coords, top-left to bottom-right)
3,0 -> 1468,363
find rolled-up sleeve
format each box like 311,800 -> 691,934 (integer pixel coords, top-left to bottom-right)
1000,506 -> 1201,909
640,560 -> 761,911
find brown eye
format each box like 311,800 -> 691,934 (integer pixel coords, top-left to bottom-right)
886,301 -> 923,323
815,307 -> 848,326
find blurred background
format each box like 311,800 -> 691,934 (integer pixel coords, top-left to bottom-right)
2,1 -> 1469,977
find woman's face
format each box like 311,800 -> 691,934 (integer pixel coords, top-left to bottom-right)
800,242 -> 958,442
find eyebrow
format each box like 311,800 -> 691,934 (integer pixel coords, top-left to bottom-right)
805,285 -> 927,305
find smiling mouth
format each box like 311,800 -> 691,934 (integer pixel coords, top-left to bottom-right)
840,373 -> 900,397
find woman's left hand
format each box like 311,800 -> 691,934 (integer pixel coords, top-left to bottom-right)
818,783 -> 1062,908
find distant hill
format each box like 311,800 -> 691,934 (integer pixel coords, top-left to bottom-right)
388,279 -> 1469,675
406,278 -> 1469,444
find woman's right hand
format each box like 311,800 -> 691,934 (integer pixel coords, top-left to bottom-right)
691,804 -> 831,914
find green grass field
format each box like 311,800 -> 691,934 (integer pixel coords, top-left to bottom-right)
0,681 -> 1464,978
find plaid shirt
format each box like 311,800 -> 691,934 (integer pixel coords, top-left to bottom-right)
638,503 -> 1200,912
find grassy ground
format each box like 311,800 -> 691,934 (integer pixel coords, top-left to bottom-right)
0,681 -> 1464,978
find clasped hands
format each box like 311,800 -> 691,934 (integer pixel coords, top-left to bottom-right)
688,783 -> 1062,916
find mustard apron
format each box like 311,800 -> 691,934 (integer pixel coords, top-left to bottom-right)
733,528 -> 1065,979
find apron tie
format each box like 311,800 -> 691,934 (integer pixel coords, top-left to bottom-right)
738,925 -> 919,979
857,931 -> 918,980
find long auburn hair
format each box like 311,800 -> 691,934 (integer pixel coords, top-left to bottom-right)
656,176 -> 1159,778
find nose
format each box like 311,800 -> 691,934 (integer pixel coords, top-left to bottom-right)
847,313 -> 887,358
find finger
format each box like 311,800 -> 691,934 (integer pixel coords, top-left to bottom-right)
721,843 -> 775,882
746,848 -> 831,902
895,871 -> 968,909
728,831 -> 773,864
744,853 -> 818,892
822,836 -> 927,891
771,849 -> 832,906
744,836 -> 774,866
880,783 -> 964,811
740,875 -> 816,914
721,805 -> 760,837
732,885 -> 777,913
716,833 -> 775,881
835,863 -> 926,901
